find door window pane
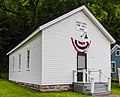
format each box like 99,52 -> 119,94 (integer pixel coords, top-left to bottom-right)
78,55 -> 85,68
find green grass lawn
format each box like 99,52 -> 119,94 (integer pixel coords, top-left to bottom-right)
0,79 -> 92,97
1,79 -> 120,97
112,82 -> 120,95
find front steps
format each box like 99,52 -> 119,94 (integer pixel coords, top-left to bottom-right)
73,82 -> 110,96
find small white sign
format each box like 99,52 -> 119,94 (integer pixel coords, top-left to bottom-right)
76,21 -> 87,32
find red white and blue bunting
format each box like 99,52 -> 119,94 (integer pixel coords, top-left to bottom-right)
71,37 -> 91,52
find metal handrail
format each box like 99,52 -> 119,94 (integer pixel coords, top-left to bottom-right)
73,69 -> 95,93
83,69 -> 94,93
73,69 -> 111,93
89,70 -> 99,72
100,69 -> 111,79
99,69 -> 111,91
89,69 -> 111,91
89,69 -> 110,78
83,69 -> 94,79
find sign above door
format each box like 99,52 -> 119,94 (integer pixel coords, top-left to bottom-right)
71,21 -> 91,53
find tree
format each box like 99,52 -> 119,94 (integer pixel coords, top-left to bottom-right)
88,0 -> 120,44
20,0 -> 41,31
0,0 -> 42,78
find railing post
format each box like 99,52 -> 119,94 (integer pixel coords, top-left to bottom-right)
108,77 -> 111,91
91,78 -> 94,93
73,70 -> 77,82
99,69 -> 102,82
88,70 -> 91,82
83,69 -> 86,83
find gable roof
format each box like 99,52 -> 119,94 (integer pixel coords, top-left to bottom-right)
7,5 -> 115,55
111,44 -> 120,54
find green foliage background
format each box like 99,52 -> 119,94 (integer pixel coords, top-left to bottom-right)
0,0 -> 120,77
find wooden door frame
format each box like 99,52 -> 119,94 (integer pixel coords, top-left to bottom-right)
77,52 -> 87,70
77,52 -> 87,81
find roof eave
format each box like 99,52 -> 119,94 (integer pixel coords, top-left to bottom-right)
7,5 -> 86,55
82,7 -> 116,44
111,44 -> 120,54
7,27 -> 41,55
7,5 -> 115,55
40,5 -> 86,30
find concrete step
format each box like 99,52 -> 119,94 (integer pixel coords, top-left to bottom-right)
95,89 -> 107,92
92,91 -> 110,96
84,82 -> 108,91
86,85 -> 107,89
83,82 -> 107,86
73,82 -> 109,95
85,84 -> 107,88
86,87 -> 107,92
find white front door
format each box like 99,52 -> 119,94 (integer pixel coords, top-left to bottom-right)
77,52 -> 87,81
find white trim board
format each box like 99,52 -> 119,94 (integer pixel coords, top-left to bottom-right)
111,44 -> 120,54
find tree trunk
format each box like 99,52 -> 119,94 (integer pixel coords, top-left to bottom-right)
29,0 -> 39,32
29,0 -> 36,32
31,8 -> 36,32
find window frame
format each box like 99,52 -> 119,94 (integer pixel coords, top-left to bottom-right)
115,50 -> 120,56
12,56 -> 15,72
26,48 -> 30,71
18,53 -> 22,72
111,61 -> 116,73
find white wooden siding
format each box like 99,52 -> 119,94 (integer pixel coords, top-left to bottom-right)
9,32 -> 42,85
87,15 -> 111,82
42,10 -> 111,85
9,8 -> 111,85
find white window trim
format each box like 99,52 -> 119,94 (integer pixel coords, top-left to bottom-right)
12,56 -> 15,72
111,61 -> 116,73
26,48 -> 30,71
18,53 -> 22,72
115,50 -> 120,56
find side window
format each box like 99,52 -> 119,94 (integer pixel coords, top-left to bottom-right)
12,56 -> 15,71
111,61 -> 116,73
115,50 -> 120,56
18,54 -> 21,72
27,48 -> 30,70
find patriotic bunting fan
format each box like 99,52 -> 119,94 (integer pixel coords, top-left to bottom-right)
71,32 -> 91,52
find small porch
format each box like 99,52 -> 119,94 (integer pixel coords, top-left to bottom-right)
73,69 -> 111,96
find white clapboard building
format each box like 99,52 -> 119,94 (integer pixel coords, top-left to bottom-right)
7,5 -> 115,95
